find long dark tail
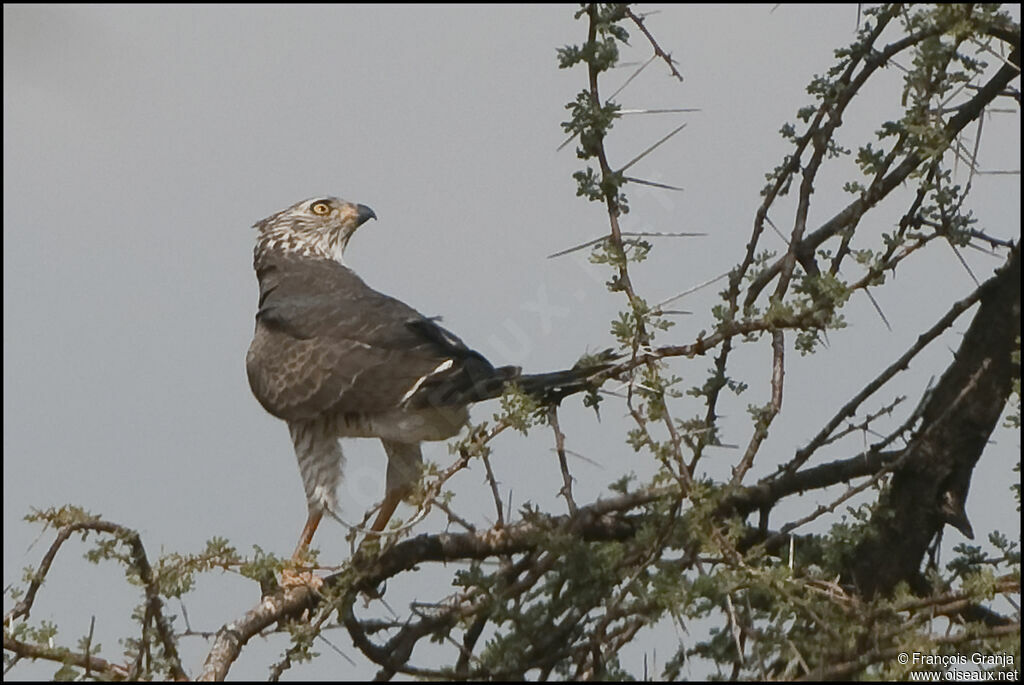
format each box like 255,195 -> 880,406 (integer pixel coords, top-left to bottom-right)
500,366 -> 607,403
409,351 -> 619,409
470,349 -> 620,405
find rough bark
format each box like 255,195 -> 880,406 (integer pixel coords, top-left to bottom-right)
849,246 -> 1020,597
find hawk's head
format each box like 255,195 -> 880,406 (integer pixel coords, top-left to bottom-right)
253,196 -> 377,263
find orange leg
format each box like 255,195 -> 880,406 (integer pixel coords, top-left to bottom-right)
368,491 -> 402,534
368,441 -> 422,535
292,510 -> 323,560
282,511 -> 324,589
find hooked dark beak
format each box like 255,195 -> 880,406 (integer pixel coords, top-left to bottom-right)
355,204 -> 377,227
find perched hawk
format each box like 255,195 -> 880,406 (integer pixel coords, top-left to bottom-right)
246,196 -> 601,558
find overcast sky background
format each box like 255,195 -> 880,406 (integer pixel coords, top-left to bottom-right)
4,4 -> 1020,680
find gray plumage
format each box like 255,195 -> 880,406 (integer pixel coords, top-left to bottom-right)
246,196 -> 608,552
248,249 -> 516,422
246,197 -> 521,548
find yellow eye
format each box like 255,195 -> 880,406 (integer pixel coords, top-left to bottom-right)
311,202 -> 331,215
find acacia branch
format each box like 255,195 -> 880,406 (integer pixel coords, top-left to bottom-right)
745,41 -> 1021,305
849,245 -> 1020,596
3,633 -> 130,680
771,269 -> 993,478
797,623 -> 1020,681
4,518 -> 187,682
624,7 -> 684,82
197,585 -> 318,681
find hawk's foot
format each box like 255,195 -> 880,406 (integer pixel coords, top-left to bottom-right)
280,567 -> 324,591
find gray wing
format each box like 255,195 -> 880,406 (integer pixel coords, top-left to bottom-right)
246,253 -> 513,422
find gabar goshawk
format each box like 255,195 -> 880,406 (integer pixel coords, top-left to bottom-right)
246,196 -> 604,559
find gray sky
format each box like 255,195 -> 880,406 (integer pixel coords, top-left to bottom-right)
4,4 -> 1019,680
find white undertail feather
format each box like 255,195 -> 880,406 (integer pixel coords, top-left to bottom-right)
288,419 -> 345,515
